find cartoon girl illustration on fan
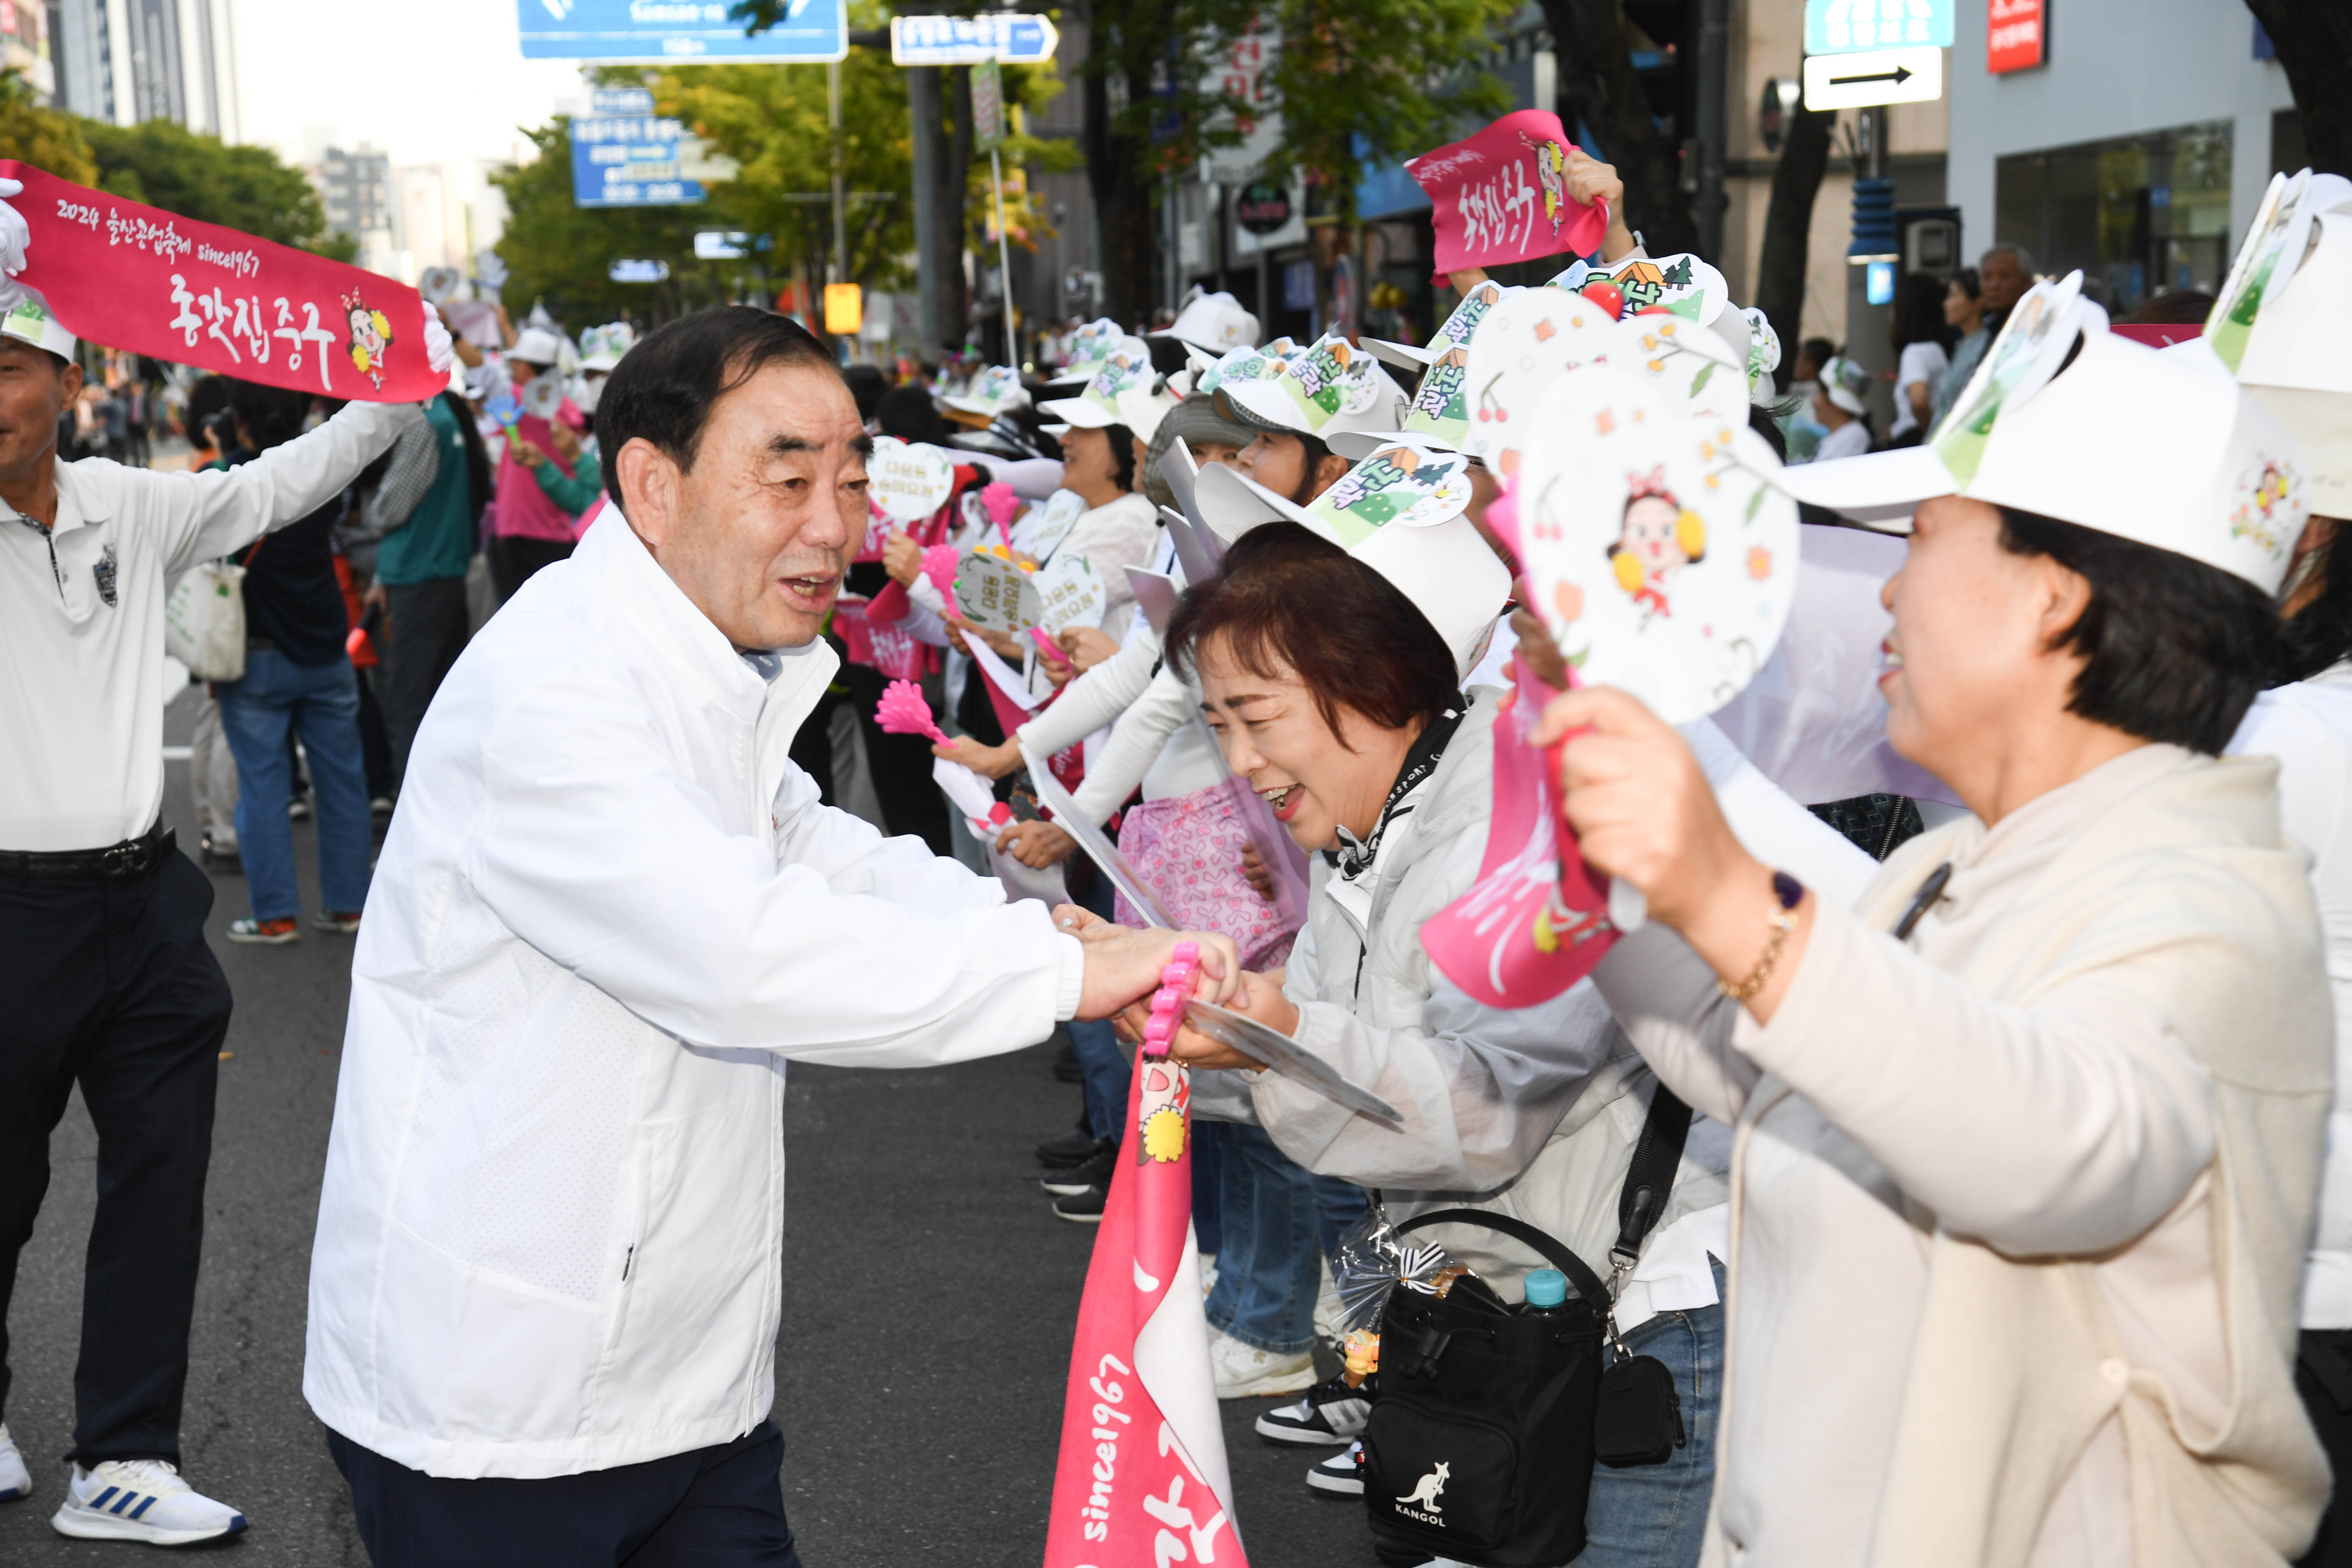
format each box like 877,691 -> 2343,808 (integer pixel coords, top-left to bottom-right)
1606,466 -> 1705,619
343,289 -> 395,390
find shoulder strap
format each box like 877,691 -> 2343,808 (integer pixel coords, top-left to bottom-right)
1610,1083 -> 1692,1273
1394,1207 -> 1612,1314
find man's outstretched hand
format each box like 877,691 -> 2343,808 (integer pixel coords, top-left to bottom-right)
0,177 -> 30,315
1056,905 -> 1241,1021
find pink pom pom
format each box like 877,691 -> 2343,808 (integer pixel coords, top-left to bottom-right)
1484,469 -> 1522,558
874,679 -> 950,746
919,542 -> 962,616
981,481 -> 1019,526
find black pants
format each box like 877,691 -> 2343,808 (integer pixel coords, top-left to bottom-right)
836,661 -> 951,855
2299,1329 -> 2352,1565
382,577 -> 473,783
329,1420 -> 804,1568
489,534 -> 574,606
0,852 -> 231,1465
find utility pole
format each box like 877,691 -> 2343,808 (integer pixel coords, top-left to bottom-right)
1692,0 -> 1730,261
909,63 -> 949,361
829,60 -> 848,286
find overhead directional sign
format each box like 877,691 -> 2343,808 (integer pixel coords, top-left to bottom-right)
1802,45 -> 1944,111
888,13 -> 1059,65
1804,0 -> 1953,55
572,113 -> 705,207
519,0 -> 847,62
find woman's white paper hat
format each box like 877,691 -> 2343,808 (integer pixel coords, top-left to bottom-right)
577,321 -> 638,373
0,290 -> 76,359
1214,332 -> 1407,443
2223,199 -> 2352,516
1362,279 -> 1512,373
1194,336 -> 1298,400
943,362 -> 1031,418
1037,344 -> 1155,429
509,326 -> 564,367
1817,355 -> 1870,416
1781,275 -> 2311,594
1191,439 -> 1512,680
1150,290 -> 1260,356
1047,317 -> 1130,386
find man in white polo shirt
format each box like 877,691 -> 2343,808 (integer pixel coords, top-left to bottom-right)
0,173 -> 447,1544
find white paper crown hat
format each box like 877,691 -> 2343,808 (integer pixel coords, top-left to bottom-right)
1215,332 -> 1408,443
1784,314 -> 2311,594
577,321 -> 637,373
1037,341 -> 1154,429
509,326 -> 564,366
2233,209 -> 2352,517
1193,445 -> 1511,680
0,290 -> 76,359
1151,290 -> 1260,355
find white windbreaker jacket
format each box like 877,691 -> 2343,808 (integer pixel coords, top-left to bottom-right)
304,512 -> 1082,1479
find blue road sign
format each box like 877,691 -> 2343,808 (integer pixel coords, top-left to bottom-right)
520,0 -> 847,63
590,87 -> 654,115
571,115 -> 704,207
1804,0 -> 1953,54
887,14 -> 1059,65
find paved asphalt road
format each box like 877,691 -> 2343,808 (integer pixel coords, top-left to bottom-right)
0,692 -> 1375,1565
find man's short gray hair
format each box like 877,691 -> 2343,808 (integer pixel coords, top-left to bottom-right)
1981,241 -> 2037,276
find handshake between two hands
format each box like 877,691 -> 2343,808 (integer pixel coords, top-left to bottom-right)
1058,905 -> 1296,1070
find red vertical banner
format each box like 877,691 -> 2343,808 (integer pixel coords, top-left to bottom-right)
1987,0 -> 2046,72
1044,1045 -> 1246,1568
1,162 -> 443,403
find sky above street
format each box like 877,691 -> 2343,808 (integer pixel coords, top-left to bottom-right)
235,0 -> 593,170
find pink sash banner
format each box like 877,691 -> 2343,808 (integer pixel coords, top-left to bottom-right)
1405,112 -> 1609,282
1044,1050 -> 1244,1568
3,161 -> 445,403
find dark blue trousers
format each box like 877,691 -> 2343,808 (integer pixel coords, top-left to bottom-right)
329,1421 -> 803,1568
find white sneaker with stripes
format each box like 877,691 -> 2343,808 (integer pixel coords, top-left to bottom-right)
50,1457 -> 247,1545
0,1422 -> 29,1501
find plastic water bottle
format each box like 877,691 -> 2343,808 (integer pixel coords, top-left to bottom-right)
1522,1268 -> 1569,1316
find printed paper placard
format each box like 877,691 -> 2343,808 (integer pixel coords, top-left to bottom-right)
1405,110 -> 1608,281
1567,252 -> 1729,327
1928,271 -> 2087,489
954,548 -> 1043,635
1194,336 -> 1299,399
2206,169 -> 2352,373
1596,313 -> 1750,425
1304,436 -> 1476,545
1035,550 -> 1108,633
1019,488 -> 1089,561
868,436 -> 958,523
2,160 -> 444,403
1519,366 -> 1798,723
1445,287 -> 1612,473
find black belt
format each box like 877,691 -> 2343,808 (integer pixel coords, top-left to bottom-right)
0,824 -> 177,880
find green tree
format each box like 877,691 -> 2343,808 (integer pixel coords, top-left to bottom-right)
1535,0 -> 1696,258
0,69 -> 97,184
77,118 -> 352,259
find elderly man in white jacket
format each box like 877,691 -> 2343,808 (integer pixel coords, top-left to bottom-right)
303,308 -> 1237,1568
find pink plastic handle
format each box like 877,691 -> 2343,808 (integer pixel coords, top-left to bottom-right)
1138,940 -> 1200,1059
1030,626 -> 1069,664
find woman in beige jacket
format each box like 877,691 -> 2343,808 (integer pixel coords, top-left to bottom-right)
1539,306 -> 2333,1564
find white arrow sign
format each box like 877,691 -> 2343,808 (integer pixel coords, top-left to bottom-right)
1802,45 -> 1944,111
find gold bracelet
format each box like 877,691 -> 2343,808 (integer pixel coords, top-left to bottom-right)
1717,870 -> 1807,1001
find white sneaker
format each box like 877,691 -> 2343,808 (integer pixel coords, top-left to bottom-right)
0,1422 -> 29,1501
1306,1439 -> 1366,1495
51,1457 -> 247,1545
1208,1329 -> 1317,1399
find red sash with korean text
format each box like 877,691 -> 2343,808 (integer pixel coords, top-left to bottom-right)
2,163 -> 444,404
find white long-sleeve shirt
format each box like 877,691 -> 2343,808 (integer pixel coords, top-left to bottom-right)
1,399 -> 421,850
306,509 -> 1085,1480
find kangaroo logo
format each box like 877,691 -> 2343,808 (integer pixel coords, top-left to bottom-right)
1395,1461 -> 1450,1514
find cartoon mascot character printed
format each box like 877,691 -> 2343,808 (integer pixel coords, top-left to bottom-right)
1607,466 -> 1705,619
343,289 -> 395,390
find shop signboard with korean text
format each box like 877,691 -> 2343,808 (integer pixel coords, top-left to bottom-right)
518,0 -> 847,62
1987,0 -> 2045,72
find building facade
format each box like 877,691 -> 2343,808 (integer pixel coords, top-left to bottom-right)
42,0 -> 240,139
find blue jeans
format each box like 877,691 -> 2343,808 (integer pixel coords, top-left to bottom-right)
215,651 -> 373,922
1203,1122 -> 1366,1354
1071,1018 -> 1130,1143
1578,1259 -> 1726,1568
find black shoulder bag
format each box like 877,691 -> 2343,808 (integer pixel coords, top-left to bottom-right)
1361,1085 -> 1692,1568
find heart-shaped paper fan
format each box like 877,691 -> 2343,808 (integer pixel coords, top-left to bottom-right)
1441,287 -> 1613,472
1518,363 -> 1798,724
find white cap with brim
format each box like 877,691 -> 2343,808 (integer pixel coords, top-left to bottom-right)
944,364 -> 1032,418
1150,290 -> 1260,356
1362,280 -> 1511,373
1,291 -> 76,359
1782,320 -> 2311,595
1115,384 -> 1180,443
1193,443 -> 1511,680
1037,346 -> 1156,430
2234,209 -> 2352,516
509,326 -> 564,367
1214,333 -> 1407,443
